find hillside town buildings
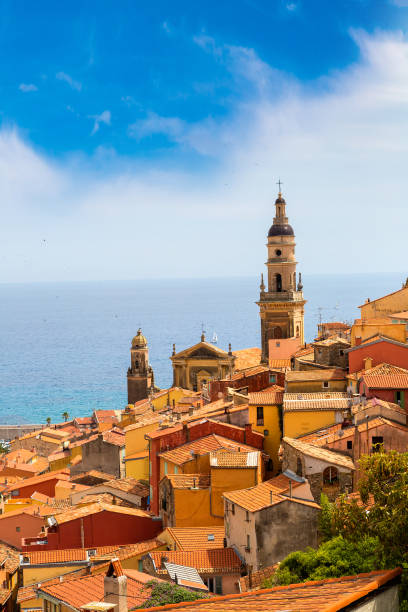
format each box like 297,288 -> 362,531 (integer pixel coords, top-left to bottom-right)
2,189 -> 408,610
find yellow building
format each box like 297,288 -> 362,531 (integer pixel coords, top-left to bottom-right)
248,389 -> 283,476
359,283 -> 408,321
123,387 -> 189,479
283,392 -> 351,438
285,369 -> 347,393
351,319 -> 406,346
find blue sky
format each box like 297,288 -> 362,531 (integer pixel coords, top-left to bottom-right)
1,0 -> 408,281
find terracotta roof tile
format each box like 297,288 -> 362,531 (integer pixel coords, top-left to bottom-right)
362,363 -> 408,389
286,369 -> 346,382
4,469 -> 70,493
209,451 -> 260,468
135,568 -> 402,611
249,390 -> 284,405
52,502 -> 151,525
232,348 -> 261,371
162,527 -> 225,551
149,549 -> 242,574
283,437 -> 355,469
269,359 -> 291,369
158,434 -> 259,466
223,476 -> 319,513
38,570 -> 153,610
0,542 -> 19,573
164,474 -> 210,489
284,392 -> 350,411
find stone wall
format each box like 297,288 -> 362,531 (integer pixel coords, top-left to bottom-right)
282,441 -> 354,502
255,500 -> 320,568
71,435 -> 123,478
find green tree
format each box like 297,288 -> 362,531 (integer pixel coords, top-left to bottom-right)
136,580 -> 210,608
46,417 -> 51,426
263,536 -> 383,588
62,411 -> 69,422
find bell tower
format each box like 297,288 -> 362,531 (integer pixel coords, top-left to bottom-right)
257,189 -> 306,363
127,329 -> 154,404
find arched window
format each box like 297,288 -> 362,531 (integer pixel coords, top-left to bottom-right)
296,325 -> 300,338
135,360 -> 139,369
293,272 -> 296,288
296,458 -> 303,477
275,273 -> 282,292
323,466 -> 338,485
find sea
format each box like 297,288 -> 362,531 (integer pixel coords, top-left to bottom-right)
0,273 -> 404,425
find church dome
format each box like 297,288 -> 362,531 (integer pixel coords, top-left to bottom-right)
132,329 -> 147,348
268,224 -> 294,237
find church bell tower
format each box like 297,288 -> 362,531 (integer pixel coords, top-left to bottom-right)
257,189 -> 306,363
127,329 -> 154,404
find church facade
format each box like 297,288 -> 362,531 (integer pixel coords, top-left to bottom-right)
257,191 -> 306,363
170,333 -> 236,391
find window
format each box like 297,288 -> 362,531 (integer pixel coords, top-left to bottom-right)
15,526 -> 20,532
339,350 -> 344,356
11,490 -> 19,497
275,273 -> 282,292
323,466 -> 338,485
396,391 -> 402,405
231,503 -> 235,515
207,534 -> 215,541
256,406 -> 264,426
296,458 -> 303,477
347,440 -> 353,450
372,436 -> 383,453
264,429 -> 269,437
275,249 -> 282,256
246,534 -> 251,552
269,374 -> 276,384
322,381 -> 329,389
138,559 -> 143,571
174,466 -> 178,474
164,461 -> 168,475
245,511 -> 249,522
215,576 -> 223,595
161,496 -> 167,511
267,458 -> 274,473
296,325 -> 300,338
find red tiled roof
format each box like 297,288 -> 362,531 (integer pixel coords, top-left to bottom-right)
286,369 -> 346,382
38,570 -> 153,610
362,363 -> 408,389
158,434 -> 258,466
4,469 -> 70,493
223,476 -> 319,513
149,549 -> 242,574
164,474 -> 210,489
135,569 -> 402,611
249,389 -> 284,405
52,502 -> 151,525
162,527 -> 225,551
232,348 -> 261,371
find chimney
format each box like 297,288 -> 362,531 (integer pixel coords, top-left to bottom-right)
104,558 -> 127,612
269,490 -> 273,504
182,423 -> 189,442
244,423 -> 252,444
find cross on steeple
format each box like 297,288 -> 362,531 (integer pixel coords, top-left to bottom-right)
276,179 -> 283,193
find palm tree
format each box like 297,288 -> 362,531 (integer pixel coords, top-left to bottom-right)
46,417 -> 51,426
62,411 -> 69,422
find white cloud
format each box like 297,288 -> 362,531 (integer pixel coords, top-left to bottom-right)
89,110 -> 111,135
286,2 -> 298,11
56,71 -> 82,91
2,29 -> 408,283
19,83 -> 38,92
